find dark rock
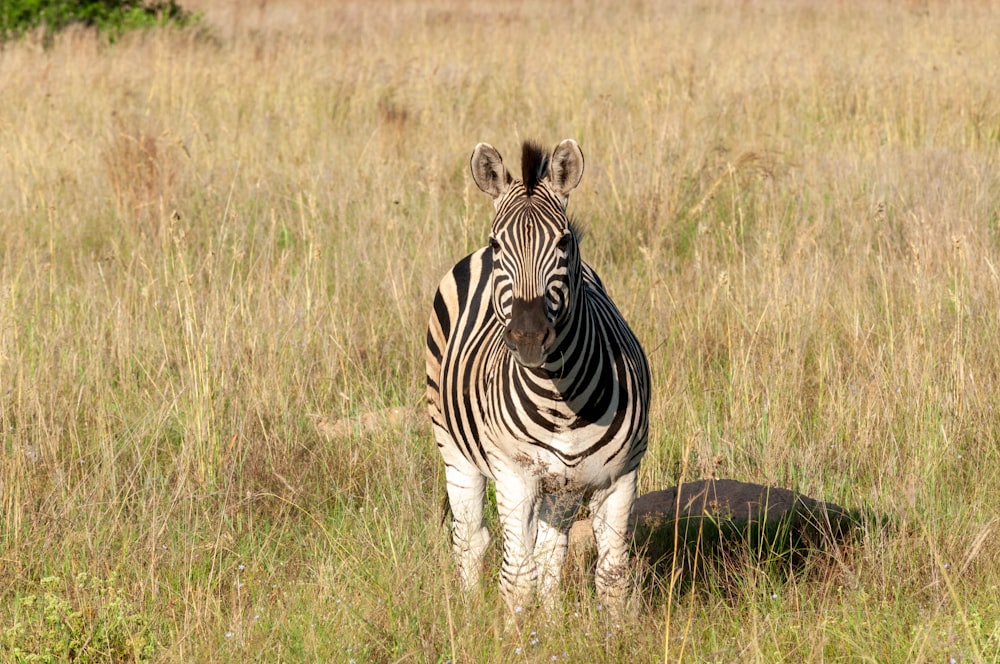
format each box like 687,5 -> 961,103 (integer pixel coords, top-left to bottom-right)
566,479 -> 860,587
630,479 -> 856,571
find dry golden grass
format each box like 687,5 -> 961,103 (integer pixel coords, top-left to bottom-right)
2,0 -> 1000,661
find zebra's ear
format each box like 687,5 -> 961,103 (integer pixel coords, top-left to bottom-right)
470,143 -> 511,199
549,139 -> 585,198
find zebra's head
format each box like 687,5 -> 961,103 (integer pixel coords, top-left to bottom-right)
470,139 -> 585,369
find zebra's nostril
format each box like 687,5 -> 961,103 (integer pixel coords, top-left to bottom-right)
506,297 -> 551,335
504,313 -> 554,352
543,325 -> 556,350
509,328 -> 545,345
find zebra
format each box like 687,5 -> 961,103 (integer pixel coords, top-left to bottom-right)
426,138 -> 651,612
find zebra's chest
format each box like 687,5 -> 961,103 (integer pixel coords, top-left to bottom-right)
489,431 -> 628,494
480,402 -> 633,484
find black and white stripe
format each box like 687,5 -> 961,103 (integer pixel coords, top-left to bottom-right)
426,139 -> 650,611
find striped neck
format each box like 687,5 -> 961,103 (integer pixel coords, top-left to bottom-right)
533,276 -> 592,380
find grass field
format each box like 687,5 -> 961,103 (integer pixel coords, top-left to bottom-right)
2,0 -> 1000,661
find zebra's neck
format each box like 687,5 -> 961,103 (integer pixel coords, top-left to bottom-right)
535,279 -> 598,383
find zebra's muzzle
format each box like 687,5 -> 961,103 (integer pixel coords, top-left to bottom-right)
504,296 -> 556,368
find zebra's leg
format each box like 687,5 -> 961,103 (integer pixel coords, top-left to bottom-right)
590,470 -> 638,612
494,477 -> 539,612
439,438 -> 490,591
534,492 -> 580,607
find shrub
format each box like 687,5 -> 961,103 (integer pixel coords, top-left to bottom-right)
1,574 -> 156,663
0,0 -> 198,45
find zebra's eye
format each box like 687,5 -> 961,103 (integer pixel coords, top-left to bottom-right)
489,237 -> 501,254
556,233 -> 572,251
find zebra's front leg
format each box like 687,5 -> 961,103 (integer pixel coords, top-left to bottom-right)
590,470 -> 638,613
534,492 -> 581,607
495,478 -> 539,612
442,455 -> 490,591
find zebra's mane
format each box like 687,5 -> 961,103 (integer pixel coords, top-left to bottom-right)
521,141 -> 550,194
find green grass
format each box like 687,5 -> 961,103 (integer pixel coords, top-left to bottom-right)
2,0 -> 1000,660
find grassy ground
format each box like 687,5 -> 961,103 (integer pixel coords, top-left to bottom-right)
2,0 -> 999,661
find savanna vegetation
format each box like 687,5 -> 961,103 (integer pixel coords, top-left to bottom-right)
0,0 -> 196,44
2,0 -> 999,661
